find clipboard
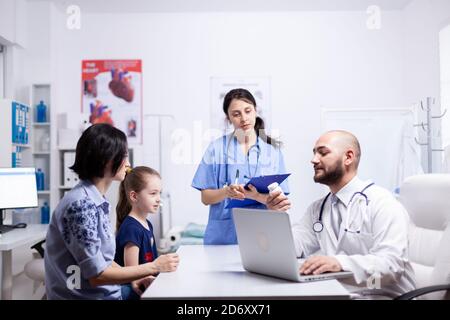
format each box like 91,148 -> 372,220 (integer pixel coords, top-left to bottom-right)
225,173 -> 290,209
225,198 -> 260,209
244,173 -> 290,193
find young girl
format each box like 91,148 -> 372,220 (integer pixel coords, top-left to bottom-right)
44,124 -> 179,300
115,166 -> 175,300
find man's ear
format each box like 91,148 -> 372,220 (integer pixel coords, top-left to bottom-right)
344,149 -> 355,167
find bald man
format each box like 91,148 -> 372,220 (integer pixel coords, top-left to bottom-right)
267,131 -> 416,297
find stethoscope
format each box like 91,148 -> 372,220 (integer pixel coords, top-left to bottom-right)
312,182 -> 375,234
222,134 -> 261,185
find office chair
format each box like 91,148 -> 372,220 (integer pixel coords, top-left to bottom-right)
24,240 -> 46,299
395,174 -> 450,300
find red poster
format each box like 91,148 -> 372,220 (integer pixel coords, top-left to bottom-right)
82,59 -> 143,144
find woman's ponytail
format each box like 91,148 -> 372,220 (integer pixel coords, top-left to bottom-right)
255,116 -> 281,148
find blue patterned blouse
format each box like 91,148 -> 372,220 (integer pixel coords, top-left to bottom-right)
44,180 -> 121,299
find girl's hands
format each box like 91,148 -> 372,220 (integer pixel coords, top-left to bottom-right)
155,253 -> 180,272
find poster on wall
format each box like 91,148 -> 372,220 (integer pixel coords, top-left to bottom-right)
82,59 -> 142,144
210,77 -> 271,136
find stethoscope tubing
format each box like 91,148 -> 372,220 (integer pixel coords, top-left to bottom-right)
223,134 -> 261,185
313,182 -> 375,234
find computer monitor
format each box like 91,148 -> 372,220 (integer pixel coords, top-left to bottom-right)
0,167 -> 38,234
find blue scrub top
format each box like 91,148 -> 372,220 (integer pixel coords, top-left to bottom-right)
192,134 -> 289,245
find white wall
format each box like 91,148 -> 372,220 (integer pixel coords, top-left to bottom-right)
0,0 -> 29,102
47,8 -> 407,227
0,0 -> 27,46
14,0 -> 28,48
0,48 -> 4,98
402,0 -> 450,171
24,1 -> 51,84
441,25 -> 450,148
0,0 -> 16,44
0,0 -> 28,101
403,0 -> 450,103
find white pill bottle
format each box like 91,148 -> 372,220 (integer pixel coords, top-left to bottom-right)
267,182 -> 283,195
267,182 -> 289,213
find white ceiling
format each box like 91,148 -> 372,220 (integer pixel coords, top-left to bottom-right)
30,0 -> 413,13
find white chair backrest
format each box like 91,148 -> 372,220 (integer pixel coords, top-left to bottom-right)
399,174 -> 450,299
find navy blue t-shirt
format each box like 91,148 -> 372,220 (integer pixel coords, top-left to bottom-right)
115,216 -> 158,266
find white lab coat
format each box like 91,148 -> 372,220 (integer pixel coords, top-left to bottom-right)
292,176 -> 416,296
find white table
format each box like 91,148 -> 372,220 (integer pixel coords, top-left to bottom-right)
0,224 -> 48,300
142,245 -> 350,299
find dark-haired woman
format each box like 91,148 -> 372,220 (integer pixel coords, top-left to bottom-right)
44,124 -> 178,299
192,88 -> 290,245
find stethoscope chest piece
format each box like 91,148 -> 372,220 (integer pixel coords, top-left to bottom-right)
313,221 -> 324,233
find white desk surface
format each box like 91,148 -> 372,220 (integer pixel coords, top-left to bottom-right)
142,245 -> 350,300
0,224 -> 48,251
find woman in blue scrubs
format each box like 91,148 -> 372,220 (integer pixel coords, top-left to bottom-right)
192,88 -> 290,245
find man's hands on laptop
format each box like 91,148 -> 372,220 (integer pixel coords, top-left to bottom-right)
299,256 -> 342,275
266,190 -> 291,211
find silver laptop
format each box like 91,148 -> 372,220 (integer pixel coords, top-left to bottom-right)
233,208 -> 353,282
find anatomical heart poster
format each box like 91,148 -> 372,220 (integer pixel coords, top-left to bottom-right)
82,59 -> 142,144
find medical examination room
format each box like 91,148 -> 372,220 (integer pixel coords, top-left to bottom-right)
0,0 -> 449,304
